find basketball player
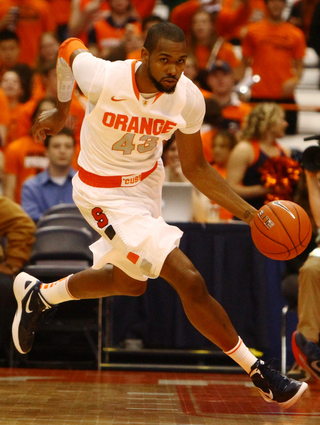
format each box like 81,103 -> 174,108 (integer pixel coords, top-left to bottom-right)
13,22 -> 307,408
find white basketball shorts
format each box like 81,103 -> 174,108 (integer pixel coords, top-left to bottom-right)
72,162 -> 183,281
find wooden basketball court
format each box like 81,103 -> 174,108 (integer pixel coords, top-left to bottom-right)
0,367 -> 319,424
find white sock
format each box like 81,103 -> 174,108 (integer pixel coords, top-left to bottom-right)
224,337 -> 258,374
39,275 -> 79,305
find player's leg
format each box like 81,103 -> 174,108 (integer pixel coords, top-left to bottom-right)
12,265 -> 146,355
160,247 -> 308,409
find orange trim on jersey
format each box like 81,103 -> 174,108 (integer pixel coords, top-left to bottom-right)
58,37 -> 89,66
78,162 -> 158,188
131,60 -> 164,103
131,61 -> 140,100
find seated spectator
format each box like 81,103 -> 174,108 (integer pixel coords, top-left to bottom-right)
0,68 -> 36,146
87,0 -> 142,58
183,55 -> 212,98
3,97 -> 55,204
163,134 -> 188,183
0,1 -> 56,67
226,102 -> 295,211
21,128 -> 76,222
170,0 -> 266,43
201,96 -> 223,163
0,195 -> 36,365
0,86 -> 10,148
36,32 -> 60,73
68,0 -> 156,46
0,29 -> 20,80
206,60 -> 251,133
188,10 -> 241,78
209,130 -> 237,221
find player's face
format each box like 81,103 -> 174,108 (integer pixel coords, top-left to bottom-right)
146,39 -> 187,94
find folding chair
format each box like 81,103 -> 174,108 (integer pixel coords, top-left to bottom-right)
43,203 -> 82,216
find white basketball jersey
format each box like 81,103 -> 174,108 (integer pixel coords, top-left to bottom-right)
73,55 -> 205,176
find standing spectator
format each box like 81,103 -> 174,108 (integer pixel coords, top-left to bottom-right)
241,0 -> 306,134
287,0 -> 319,42
3,97 -> 55,204
21,128 -> 76,222
0,1 -> 56,67
0,195 -> 36,365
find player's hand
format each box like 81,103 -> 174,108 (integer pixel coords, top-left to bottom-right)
31,108 -> 62,142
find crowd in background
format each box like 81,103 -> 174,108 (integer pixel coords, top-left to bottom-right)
0,0 -> 319,230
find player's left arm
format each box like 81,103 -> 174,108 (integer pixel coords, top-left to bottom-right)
174,129 -> 257,224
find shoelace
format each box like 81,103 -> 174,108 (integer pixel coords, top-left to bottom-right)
258,359 -> 289,391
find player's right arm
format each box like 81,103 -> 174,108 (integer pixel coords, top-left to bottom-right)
32,38 -> 89,142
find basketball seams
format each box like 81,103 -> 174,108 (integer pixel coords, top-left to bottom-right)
251,200 -> 312,260
267,202 -> 298,255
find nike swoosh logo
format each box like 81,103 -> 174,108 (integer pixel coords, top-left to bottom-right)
111,96 -> 127,101
25,291 -> 34,314
258,388 -> 274,400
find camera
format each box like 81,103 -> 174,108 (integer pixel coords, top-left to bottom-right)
302,135 -> 320,172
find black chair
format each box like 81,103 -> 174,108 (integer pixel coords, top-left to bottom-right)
15,226 -> 103,369
37,213 -> 100,242
43,203 -> 82,216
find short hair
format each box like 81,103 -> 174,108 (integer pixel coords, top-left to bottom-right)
0,29 -> 19,44
143,22 -> 186,54
45,128 -> 76,148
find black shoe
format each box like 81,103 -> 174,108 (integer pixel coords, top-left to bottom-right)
12,272 -> 52,354
287,361 -> 311,381
250,359 -> 308,408
292,331 -> 320,383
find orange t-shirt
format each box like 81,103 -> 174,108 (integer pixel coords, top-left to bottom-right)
0,88 -> 10,127
4,134 -> 48,203
241,20 -> 306,99
5,100 -> 37,146
48,0 -> 71,25
0,1 -> 56,67
194,41 -> 240,70
91,19 -> 141,52
222,102 -> 252,132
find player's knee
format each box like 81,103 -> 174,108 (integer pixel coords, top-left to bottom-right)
181,269 -> 208,301
122,281 -> 147,297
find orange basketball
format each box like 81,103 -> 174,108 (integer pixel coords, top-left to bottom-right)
251,200 -> 312,260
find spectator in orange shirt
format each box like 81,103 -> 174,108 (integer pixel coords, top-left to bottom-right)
0,30 -> 20,80
208,129 -> 237,221
3,97 -> 55,204
68,0 -> 156,46
0,87 -> 10,148
48,0 -> 72,42
188,10 -> 241,79
206,60 -> 252,131
241,0 -> 306,134
170,0 -> 266,43
87,0 -> 141,58
0,1 -> 56,67
0,67 -> 37,146
36,32 -> 60,73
